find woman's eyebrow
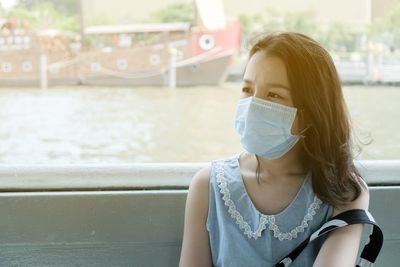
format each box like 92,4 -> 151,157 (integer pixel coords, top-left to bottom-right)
263,82 -> 291,91
242,80 -> 291,91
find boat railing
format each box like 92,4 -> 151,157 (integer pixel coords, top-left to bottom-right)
0,160 -> 399,266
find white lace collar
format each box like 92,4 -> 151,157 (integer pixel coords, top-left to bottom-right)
215,161 -> 322,241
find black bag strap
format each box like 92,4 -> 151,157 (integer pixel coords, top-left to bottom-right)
273,209 -> 384,267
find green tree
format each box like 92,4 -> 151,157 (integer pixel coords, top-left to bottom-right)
17,0 -> 79,15
0,5 -> 6,17
369,2 -> 400,48
317,22 -> 356,51
239,8 -> 317,39
283,10 -> 317,34
146,2 -> 194,23
239,7 -> 357,52
238,13 -> 265,37
6,1 -> 79,32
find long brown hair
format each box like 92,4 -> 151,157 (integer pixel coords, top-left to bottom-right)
249,32 -> 365,208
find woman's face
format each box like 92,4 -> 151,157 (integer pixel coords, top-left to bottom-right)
241,51 -> 300,134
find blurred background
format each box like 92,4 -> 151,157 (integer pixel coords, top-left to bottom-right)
0,0 -> 399,164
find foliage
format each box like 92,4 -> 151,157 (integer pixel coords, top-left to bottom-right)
239,8 -> 316,36
4,1 -> 400,50
240,3 -> 400,51
0,5 -> 5,17
17,0 -> 79,15
239,8 -> 359,52
4,0 -> 80,33
369,2 -> 400,48
317,22 -> 357,51
146,2 -> 194,23
283,10 -> 317,33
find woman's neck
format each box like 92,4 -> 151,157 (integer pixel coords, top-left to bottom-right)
255,142 -> 307,181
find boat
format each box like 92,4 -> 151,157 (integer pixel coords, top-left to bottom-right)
0,0 -> 241,87
79,21 -> 241,86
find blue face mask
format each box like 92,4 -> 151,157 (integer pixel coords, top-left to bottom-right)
234,96 -> 300,160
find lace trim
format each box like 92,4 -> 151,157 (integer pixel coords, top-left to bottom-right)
215,162 -> 322,241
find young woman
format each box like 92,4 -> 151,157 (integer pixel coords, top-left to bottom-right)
179,32 -> 369,267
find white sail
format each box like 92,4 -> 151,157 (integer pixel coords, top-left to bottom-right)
195,0 -> 226,30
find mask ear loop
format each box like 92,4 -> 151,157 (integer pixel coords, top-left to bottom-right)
297,108 -> 311,139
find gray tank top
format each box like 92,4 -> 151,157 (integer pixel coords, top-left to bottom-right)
206,154 -> 333,267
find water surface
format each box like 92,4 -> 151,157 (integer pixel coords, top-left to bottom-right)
0,84 -> 398,164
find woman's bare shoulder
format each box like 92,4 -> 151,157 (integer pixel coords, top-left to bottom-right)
183,164 -> 212,231
189,164 -> 212,198
332,178 -> 370,216
180,164 -> 214,267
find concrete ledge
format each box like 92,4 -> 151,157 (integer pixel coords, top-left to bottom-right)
0,160 -> 399,266
0,163 -> 206,191
0,160 -> 399,191
356,160 -> 400,185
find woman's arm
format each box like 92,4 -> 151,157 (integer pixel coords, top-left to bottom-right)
313,179 -> 370,267
179,165 -> 213,267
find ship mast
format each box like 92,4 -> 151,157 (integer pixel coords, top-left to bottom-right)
194,0 -> 226,30
78,0 -> 85,48
192,0 -> 198,28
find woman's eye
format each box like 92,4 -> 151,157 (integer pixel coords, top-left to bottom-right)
267,92 -> 282,99
242,87 -> 252,94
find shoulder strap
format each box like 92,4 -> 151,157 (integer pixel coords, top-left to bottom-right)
273,209 -> 384,267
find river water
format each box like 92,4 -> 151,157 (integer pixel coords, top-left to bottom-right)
0,84 -> 398,164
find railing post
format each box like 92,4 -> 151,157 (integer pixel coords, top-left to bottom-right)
39,50 -> 48,90
168,46 -> 177,88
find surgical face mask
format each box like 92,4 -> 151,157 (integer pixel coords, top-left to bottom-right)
234,96 -> 300,160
